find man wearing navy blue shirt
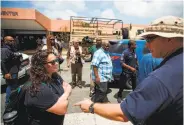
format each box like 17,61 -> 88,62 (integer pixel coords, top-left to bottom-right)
75,16 -> 183,125
117,40 -> 138,103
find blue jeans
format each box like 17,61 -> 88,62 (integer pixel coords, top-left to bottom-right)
5,76 -> 19,105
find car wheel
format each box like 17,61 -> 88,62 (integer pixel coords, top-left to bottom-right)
126,77 -> 132,89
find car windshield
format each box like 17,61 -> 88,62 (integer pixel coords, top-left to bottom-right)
109,42 -> 128,54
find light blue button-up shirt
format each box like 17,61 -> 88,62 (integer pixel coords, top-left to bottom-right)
91,48 -> 113,82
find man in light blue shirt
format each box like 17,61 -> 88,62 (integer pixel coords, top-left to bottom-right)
137,47 -> 163,85
91,40 -> 113,103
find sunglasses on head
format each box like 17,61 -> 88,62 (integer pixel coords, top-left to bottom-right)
145,36 -> 159,43
45,58 -> 59,65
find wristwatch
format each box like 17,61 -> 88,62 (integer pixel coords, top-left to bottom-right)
89,103 -> 95,114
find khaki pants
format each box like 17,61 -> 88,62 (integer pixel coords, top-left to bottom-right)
71,63 -> 83,85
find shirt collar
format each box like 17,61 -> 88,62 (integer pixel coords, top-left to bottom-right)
101,48 -> 109,54
128,48 -> 135,53
3,45 -> 12,50
154,47 -> 183,70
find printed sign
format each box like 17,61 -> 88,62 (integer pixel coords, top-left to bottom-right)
1,11 -> 18,16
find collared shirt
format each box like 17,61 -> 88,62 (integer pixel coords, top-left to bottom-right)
120,48 -> 183,125
91,48 -> 113,82
137,53 -> 163,85
120,48 -> 137,74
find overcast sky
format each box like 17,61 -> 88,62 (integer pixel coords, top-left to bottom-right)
2,0 -> 183,24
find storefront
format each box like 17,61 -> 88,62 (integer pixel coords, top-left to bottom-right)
1,8 -> 70,50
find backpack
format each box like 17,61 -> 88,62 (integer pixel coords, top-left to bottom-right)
3,82 -> 31,125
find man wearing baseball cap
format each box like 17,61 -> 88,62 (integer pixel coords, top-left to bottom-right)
74,16 -> 183,125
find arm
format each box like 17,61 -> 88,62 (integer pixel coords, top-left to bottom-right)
66,47 -> 71,67
122,63 -> 135,71
56,43 -> 63,57
46,92 -> 70,115
1,49 -> 15,78
47,81 -> 72,115
93,66 -> 99,78
93,66 -> 100,84
120,52 -> 136,72
93,103 -> 129,122
75,74 -> 169,124
74,100 -> 128,122
1,61 -> 8,75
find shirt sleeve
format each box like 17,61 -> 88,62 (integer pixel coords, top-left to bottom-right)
120,75 -> 170,124
91,51 -> 101,67
1,49 -> 15,74
28,84 -> 59,110
120,51 -> 127,64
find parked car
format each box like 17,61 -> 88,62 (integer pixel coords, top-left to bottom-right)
109,39 -> 146,89
1,52 -> 31,85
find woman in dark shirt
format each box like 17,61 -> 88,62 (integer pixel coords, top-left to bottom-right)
24,50 -> 72,125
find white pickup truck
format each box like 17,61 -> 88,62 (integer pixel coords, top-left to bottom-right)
1,53 -> 31,85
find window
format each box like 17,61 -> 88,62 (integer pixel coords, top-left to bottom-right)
109,42 -> 128,54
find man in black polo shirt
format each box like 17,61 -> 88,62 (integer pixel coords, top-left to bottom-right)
75,16 -> 183,125
117,40 -> 138,103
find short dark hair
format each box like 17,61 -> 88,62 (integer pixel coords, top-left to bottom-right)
128,40 -> 135,48
96,38 -> 102,49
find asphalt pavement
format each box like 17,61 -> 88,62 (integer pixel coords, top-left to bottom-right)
1,60 -> 132,125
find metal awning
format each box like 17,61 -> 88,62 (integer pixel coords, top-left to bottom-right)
1,19 -> 45,30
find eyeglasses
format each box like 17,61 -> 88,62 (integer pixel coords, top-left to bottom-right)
45,58 -> 59,65
145,36 -> 159,43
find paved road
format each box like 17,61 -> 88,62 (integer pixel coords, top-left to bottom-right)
1,60 -> 132,125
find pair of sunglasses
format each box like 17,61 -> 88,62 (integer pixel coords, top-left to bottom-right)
45,58 -> 59,65
145,36 -> 159,43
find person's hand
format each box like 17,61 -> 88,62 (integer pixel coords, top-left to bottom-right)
63,82 -> 72,95
67,63 -> 70,68
131,68 -> 136,73
4,73 -> 11,79
74,99 -> 93,113
76,51 -> 80,55
95,76 -> 100,84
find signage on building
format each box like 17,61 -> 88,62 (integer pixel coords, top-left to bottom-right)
1,11 -> 18,16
